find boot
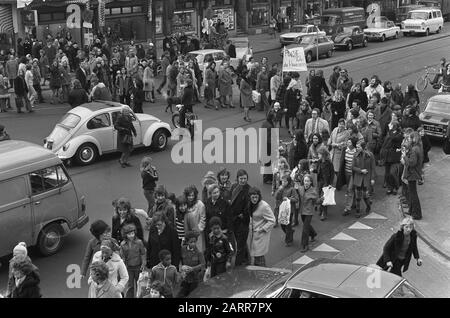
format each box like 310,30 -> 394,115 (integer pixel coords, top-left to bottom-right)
300,245 -> 309,253
355,200 -> 361,218
364,198 -> 371,214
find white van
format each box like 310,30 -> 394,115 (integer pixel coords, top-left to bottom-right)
401,8 -> 443,36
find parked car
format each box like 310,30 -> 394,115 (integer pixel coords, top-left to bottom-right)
44,101 -> 172,165
188,266 -> 291,298
0,140 -> 88,257
279,24 -> 326,46
333,26 -> 368,50
401,8 -> 444,36
364,17 -> 401,41
419,93 -> 450,138
395,4 -> 425,26
282,35 -> 334,63
186,47 -> 252,74
190,259 -> 424,298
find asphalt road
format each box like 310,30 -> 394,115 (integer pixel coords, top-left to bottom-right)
1,34 -> 450,297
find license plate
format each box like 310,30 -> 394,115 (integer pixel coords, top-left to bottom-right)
424,125 -> 442,133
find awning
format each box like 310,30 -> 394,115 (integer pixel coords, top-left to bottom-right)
0,5 -> 13,34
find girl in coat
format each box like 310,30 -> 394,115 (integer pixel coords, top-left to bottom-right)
240,70 -> 253,122
204,61 -> 218,109
376,216 -> 422,276
330,90 -> 346,130
49,60 -> 62,104
299,174 -> 320,253
317,147 -> 334,221
114,107 -> 137,167
183,185 -> 206,253
90,239 -> 129,294
381,121 -> 402,195
143,60 -> 155,102
248,187 -> 275,266
275,175 -> 298,246
329,118 -> 350,176
296,100 -> 312,132
217,167 -> 232,203
7,257 -> 41,298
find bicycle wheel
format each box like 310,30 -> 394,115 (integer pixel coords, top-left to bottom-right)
416,75 -> 428,92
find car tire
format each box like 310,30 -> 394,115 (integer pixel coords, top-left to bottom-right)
306,52 -> 313,63
363,38 -> 368,47
437,26 -> 441,34
381,34 -> 386,42
347,42 -> 353,51
75,143 -> 98,166
151,129 -> 169,151
425,29 -> 429,36
327,49 -> 333,58
172,113 -> 181,128
38,223 -> 65,256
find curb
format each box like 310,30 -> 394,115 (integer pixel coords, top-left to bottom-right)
398,201 -> 450,262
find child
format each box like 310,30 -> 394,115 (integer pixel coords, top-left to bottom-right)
271,157 -> 291,226
120,224 -> 147,298
175,195 -> 188,244
6,242 -> 33,296
206,217 -> 232,278
271,102 -> 284,128
150,249 -> 180,298
143,281 -> 166,298
81,220 -> 112,279
177,231 -> 205,297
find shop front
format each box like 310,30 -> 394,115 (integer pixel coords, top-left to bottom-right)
172,0 -> 199,35
209,0 -> 236,32
104,1 -> 149,41
0,4 -> 14,52
249,0 -> 270,33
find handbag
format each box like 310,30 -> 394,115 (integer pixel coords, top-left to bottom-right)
122,134 -> 133,145
322,186 -> 336,206
278,199 -> 291,225
252,90 -> 261,104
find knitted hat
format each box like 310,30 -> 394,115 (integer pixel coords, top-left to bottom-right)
121,223 -> 136,237
13,242 -> 27,257
202,171 -> 217,188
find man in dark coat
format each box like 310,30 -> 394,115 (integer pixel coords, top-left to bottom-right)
179,79 -> 195,128
401,107 -> 421,131
352,141 -> 376,218
149,185 -> 176,227
261,111 -> 276,184
76,61 -> 89,91
227,40 -> 236,58
14,69 -> 32,113
376,217 -> 422,276
7,258 -> 41,298
205,185 -> 233,237
309,70 -> 330,113
328,65 -> 341,94
68,79 -> 88,108
23,38 -> 33,57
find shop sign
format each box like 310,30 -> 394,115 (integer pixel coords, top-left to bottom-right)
22,10 -> 37,27
212,8 -> 234,30
282,46 -> 307,72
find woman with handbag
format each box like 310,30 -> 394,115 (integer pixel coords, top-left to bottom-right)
114,108 -> 137,168
240,70 -> 253,122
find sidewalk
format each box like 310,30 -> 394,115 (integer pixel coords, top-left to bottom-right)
399,155 -> 450,261
246,33 -> 281,54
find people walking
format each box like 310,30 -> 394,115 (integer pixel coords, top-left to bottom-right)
299,174 -> 319,253
114,107 -> 137,167
140,156 -> 159,213
352,141 -> 376,218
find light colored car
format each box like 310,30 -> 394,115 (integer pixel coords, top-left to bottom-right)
282,35 -> 334,63
44,101 -> 172,165
364,17 -> 401,41
419,93 -> 450,139
279,24 -> 326,46
186,47 -> 252,74
402,8 -> 443,36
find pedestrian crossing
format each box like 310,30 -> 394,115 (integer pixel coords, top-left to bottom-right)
292,212 -> 388,266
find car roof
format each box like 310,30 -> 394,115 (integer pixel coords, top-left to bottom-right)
292,24 -> 314,28
0,140 -> 61,181
69,101 -> 127,117
429,94 -> 450,103
188,49 -> 225,55
285,259 -> 404,298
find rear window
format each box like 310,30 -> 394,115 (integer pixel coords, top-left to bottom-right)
0,177 -> 28,206
389,282 -> 424,298
426,100 -> 450,114
59,113 -> 81,129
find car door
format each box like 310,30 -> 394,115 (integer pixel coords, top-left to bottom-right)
432,11 -> 438,31
0,176 -> 33,257
29,166 -> 79,236
130,112 -> 143,146
85,113 -> 114,153
353,27 -> 363,44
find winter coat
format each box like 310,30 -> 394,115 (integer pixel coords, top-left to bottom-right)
88,279 -> 121,298
150,263 -> 180,296
184,200 -> 206,252
8,270 -> 41,298
347,90 -> 368,110
68,88 -> 88,108
288,140 -> 308,170
149,199 -> 176,227
296,108 -> 312,132
404,145 -> 423,181
309,75 -> 330,98
14,75 -> 28,96
112,212 -> 144,243
60,66 -> 71,86
276,83 -> 288,107
205,197 -> 233,235
116,75 -> 133,96
352,150 -> 376,187
90,251 -> 129,292
240,78 -> 253,108
330,99 -> 346,129
49,65 -> 62,89
329,128 -> 350,172
181,245 -> 205,283
248,200 -> 275,257
230,183 -> 251,232
374,105 -> 392,135
114,113 -> 136,153
256,71 -> 270,92
218,68 -> 233,96
304,117 -> 330,141
284,87 -> 302,117
401,115 -> 422,131
381,128 -> 402,163
76,67 -> 88,91
147,223 -> 181,268
328,72 -> 340,92
336,76 -> 353,97
317,159 -> 334,186
81,238 -> 101,277
376,230 -> 419,273
5,59 -> 18,80
120,238 -> 146,268
299,186 -> 319,216
403,90 -> 420,108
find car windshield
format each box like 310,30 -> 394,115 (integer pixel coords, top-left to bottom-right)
426,100 -> 450,114
407,11 -> 428,19
300,36 -> 314,44
255,274 -> 290,298
58,113 -> 81,130
388,282 -> 424,298
291,26 -> 308,33
320,16 -> 336,26
342,27 -> 354,33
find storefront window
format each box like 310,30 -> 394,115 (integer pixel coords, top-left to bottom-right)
111,7 -> 121,14
251,6 -> 269,26
106,16 -> 146,41
122,7 -> 132,14
212,8 -> 235,30
133,6 -> 142,13
172,10 -> 197,34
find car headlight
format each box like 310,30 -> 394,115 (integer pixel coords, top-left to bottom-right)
401,22 -> 405,28
421,22 -> 425,28
63,143 -> 70,152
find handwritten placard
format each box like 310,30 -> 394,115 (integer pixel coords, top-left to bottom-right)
282,46 -> 307,72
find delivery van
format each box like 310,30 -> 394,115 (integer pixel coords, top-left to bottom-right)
318,7 -> 366,39
0,140 -> 88,258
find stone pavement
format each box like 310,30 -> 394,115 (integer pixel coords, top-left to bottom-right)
400,155 -> 450,261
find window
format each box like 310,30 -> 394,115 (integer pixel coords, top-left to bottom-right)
133,6 -> 142,13
112,111 -> 121,124
437,11 -> 442,17
278,288 -> 330,298
122,7 -> 132,14
87,114 -> 111,129
111,7 -> 121,15
30,166 -> 67,194
0,178 -> 28,206
318,37 -> 328,43
429,12 -> 432,19
432,11 -> 437,18
213,52 -> 225,61
389,282 -> 424,298
39,13 -> 52,22
58,113 -> 81,129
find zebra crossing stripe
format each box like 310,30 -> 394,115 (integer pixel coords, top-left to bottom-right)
364,212 -> 387,220
331,232 -> 357,241
293,255 -> 314,265
348,222 -> 373,230
312,243 -> 340,253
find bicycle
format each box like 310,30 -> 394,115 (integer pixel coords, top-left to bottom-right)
415,66 -> 441,92
171,104 -> 198,139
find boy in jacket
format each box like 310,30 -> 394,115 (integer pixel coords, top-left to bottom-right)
206,217 -> 232,277
150,249 -> 180,298
178,231 -> 206,297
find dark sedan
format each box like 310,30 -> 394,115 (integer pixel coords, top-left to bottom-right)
333,26 -> 368,51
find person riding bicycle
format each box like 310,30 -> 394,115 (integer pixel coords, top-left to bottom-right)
180,78 -> 195,128
431,57 -> 446,86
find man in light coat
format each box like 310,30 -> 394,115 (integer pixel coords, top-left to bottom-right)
304,108 -> 329,143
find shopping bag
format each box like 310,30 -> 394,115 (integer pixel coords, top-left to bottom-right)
322,186 -> 336,206
278,199 -> 291,225
203,266 -> 211,282
252,90 -> 261,104
136,270 -> 150,298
